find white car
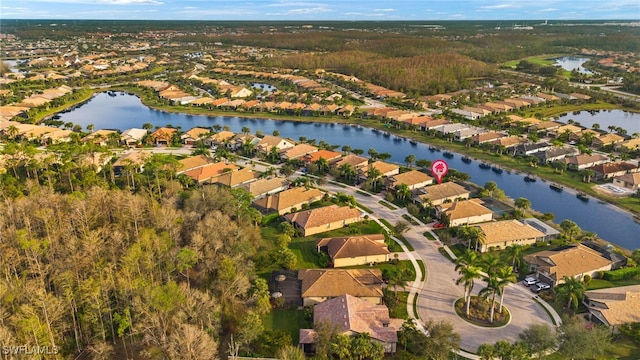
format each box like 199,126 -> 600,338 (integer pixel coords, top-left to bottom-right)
531,282 -> 551,293
523,276 -> 537,286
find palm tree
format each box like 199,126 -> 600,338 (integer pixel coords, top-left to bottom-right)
503,244 -> 524,271
455,249 -> 479,270
404,154 -> 416,168
339,164 -> 356,183
480,253 -> 501,277
368,148 -> 378,160
394,183 -> 412,203
315,157 -> 329,174
496,266 -> 517,313
556,276 -> 585,313
367,166 -> 382,189
456,265 -> 482,316
479,275 -> 500,323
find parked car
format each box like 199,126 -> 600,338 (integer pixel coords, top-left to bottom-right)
523,276 -> 538,286
531,282 -> 551,293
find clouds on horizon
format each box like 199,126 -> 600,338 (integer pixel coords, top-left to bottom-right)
1,0 -> 639,20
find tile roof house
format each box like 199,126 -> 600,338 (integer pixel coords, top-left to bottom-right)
211,167 -> 258,188
298,269 -> 384,306
82,129 -> 118,146
113,150 -> 150,176
475,219 -> 546,253
385,170 -> 433,190
524,244 -> 615,287
436,199 -> 494,227
256,135 -> 295,154
182,162 -> 239,184
612,173 -> 640,191
560,153 -> 610,171
253,186 -> 325,215
618,138 -> 640,151
241,177 -> 289,199
334,154 -> 369,170
176,155 -> 212,174
284,205 -> 362,237
299,294 -> 402,354
584,285 -> 640,330
304,149 -> 342,164
149,127 -> 177,146
181,127 -> 210,145
279,143 -> 319,161
358,161 -> 400,182
592,133 -> 625,148
120,128 -> 147,146
588,162 -> 639,180
414,182 -> 470,206
316,234 -> 390,268
533,147 -> 579,163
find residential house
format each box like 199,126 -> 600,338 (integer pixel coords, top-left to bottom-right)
211,167 -> 258,188
334,154 -> 369,171
176,155 -> 212,174
515,142 -> 552,156
612,173 -> 640,191
385,170 -> 433,191
617,138 -> 640,151
524,244 -> 615,287
490,136 -> 529,153
181,127 -> 210,145
358,161 -> 400,182
528,121 -> 562,132
284,205 -> 362,237
182,162 -> 239,184
414,182 -> 470,206
519,218 -> 561,241
584,285 -> 640,330
534,147 -> 579,163
241,177 -> 289,199
256,135 -> 295,154
205,130 -> 236,147
299,294 -> 401,354
279,143 -> 319,161
472,132 -> 505,145
588,162 -> 639,180
254,186 -> 325,215
316,234 -> 390,268
149,127 -> 177,146
547,124 -> 584,138
593,133 -> 625,148
475,219 -> 546,252
82,129 -> 118,146
120,128 -> 147,146
436,199 -> 493,227
112,150 -> 150,176
560,153 -> 610,171
297,269 -> 384,306
304,149 -> 342,165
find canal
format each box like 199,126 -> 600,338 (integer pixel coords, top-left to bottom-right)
57,92 -> 640,251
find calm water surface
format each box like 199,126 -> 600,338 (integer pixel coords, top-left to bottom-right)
557,110 -> 640,135
57,92 -> 640,251
554,56 -> 593,74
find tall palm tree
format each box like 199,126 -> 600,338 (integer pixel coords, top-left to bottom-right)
480,253 -> 502,277
367,166 -> 382,189
394,183 -> 412,203
496,266 -> 517,313
503,245 -> 524,271
556,276 -> 585,313
455,249 -> 478,270
479,274 -> 500,323
456,265 -> 482,316
339,163 -> 355,183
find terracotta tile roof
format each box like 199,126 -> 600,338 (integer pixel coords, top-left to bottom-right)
150,127 -> 177,140
317,234 -> 389,260
335,154 -> 369,169
183,162 -> 239,182
82,129 -> 118,143
524,244 -> 614,282
310,294 -> 399,344
254,186 -> 324,213
476,219 -> 545,245
490,135 -> 529,148
614,173 -> 640,186
285,205 -> 361,229
298,269 -> 383,299
588,162 -> 636,175
242,177 -> 289,198
176,155 -> 212,173
209,130 -> 236,143
361,161 -> 399,177
387,170 -> 433,188
619,138 -> 640,150
561,154 -> 609,166
212,167 -> 258,187
416,182 -> 469,203
585,285 -> 640,327
258,135 -> 294,151
594,133 -> 625,145
305,149 -> 342,163
438,199 -> 493,221
280,143 -> 318,160
182,127 -> 210,140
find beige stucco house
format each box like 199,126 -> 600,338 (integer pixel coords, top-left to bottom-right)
475,219 -> 545,252
298,269 -> 384,306
436,199 -> 494,227
284,205 -> 362,237
316,234 -> 390,267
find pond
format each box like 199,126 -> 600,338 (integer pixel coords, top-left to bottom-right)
251,82 -> 277,93
56,92 -> 640,251
556,109 -> 640,135
554,56 -> 594,74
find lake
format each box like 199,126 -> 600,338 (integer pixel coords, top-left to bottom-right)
57,92 -> 640,251
554,56 -> 593,74
556,110 -> 640,135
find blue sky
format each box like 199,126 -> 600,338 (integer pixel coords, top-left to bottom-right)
1,0 -> 639,21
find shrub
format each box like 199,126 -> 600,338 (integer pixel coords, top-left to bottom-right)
603,266 -> 640,281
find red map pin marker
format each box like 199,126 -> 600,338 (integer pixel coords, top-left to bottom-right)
431,159 -> 449,184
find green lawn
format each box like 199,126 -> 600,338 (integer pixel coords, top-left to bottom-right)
263,309 -> 310,344
378,200 -> 397,210
417,260 -> 426,281
379,219 -> 414,251
587,277 -> 640,290
388,291 -> 409,319
346,260 -> 416,282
